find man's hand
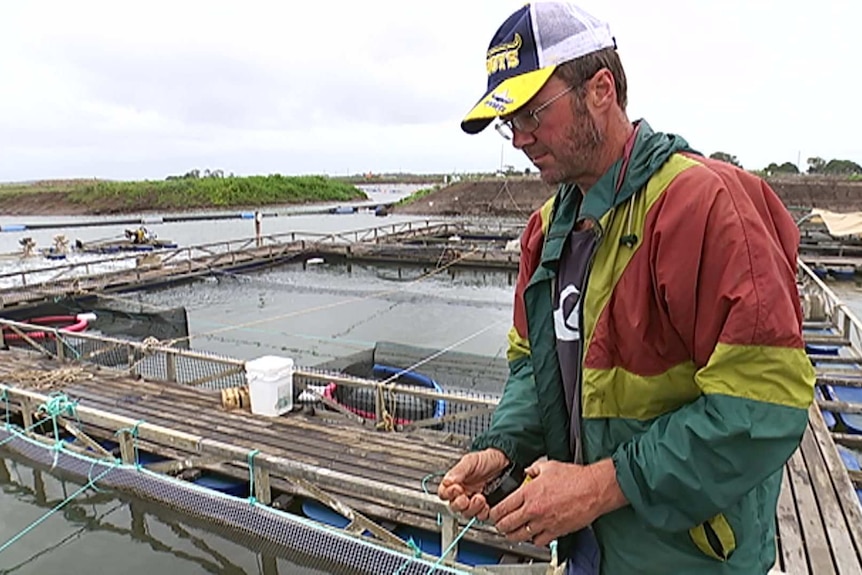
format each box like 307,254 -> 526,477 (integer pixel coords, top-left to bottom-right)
490,458 -> 628,547
437,448 -> 510,521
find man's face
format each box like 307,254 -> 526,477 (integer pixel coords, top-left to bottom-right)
509,77 -> 603,186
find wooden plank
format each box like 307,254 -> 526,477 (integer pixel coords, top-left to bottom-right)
777,467 -> 807,574
815,374 -> 862,387
798,423 -> 861,574
118,429 -> 137,465
77,378 -> 448,470
831,434 -> 862,450
0,371 -> 452,511
817,400 -> 862,415
252,464 -> 272,505
810,356 -> 862,365
97,368 -> 471,458
62,380 -> 460,486
807,406 -> 862,570
66,390 -> 448,495
117,431 -> 537,559
805,321 -> 838,330
4,382 -> 450,518
55,416 -> 114,460
805,335 -> 852,346
786,444 -> 835,574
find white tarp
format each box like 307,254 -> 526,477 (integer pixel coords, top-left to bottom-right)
810,208 -> 862,237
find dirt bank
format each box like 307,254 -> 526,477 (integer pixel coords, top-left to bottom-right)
1,175 -> 859,218
0,191 -> 94,216
392,176 -> 862,219
393,177 -> 555,219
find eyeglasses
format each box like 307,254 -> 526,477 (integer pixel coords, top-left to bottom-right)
494,85 -> 576,141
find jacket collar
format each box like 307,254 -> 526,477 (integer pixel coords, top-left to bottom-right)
538,120 -> 696,268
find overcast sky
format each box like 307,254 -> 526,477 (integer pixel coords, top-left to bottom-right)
1,0 -> 858,182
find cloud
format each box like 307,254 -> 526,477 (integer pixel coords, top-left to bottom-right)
0,0 -> 859,181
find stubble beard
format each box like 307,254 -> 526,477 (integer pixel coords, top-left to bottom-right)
539,101 -> 603,186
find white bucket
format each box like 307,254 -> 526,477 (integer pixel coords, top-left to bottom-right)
245,355 -> 294,417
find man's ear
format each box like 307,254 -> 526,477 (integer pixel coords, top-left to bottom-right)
586,68 -> 616,112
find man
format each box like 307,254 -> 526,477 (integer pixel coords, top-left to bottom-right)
437,3 -> 815,574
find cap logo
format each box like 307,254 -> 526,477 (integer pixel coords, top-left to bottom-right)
486,33 -> 522,76
484,89 -> 514,113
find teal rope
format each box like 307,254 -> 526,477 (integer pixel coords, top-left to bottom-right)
37,393 -> 78,468
426,517 -> 477,574
86,457 -> 114,493
0,393 -> 81,449
0,391 -> 121,553
37,393 -> 78,419
421,472 -> 445,525
114,420 -> 144,469
0,416 -> 60,449
0,460 -> 116,554
44,390 -> 83,430
392,537 -> 424,575
420,472 -> 443,495
247,449 -> 260,506
413,471 -> 481,573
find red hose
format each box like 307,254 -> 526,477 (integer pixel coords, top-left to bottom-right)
3,315 -> 89,341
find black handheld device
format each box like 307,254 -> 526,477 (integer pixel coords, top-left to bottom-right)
482,462 -> 527,508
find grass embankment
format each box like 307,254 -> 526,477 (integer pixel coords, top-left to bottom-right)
395,186 -> 437,206
0,175 -> 365,214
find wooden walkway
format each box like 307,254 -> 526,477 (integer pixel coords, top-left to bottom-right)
788,265 -> 862,574
776,404 -> 862,574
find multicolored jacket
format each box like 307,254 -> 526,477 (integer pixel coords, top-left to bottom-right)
473,121 -> 815,574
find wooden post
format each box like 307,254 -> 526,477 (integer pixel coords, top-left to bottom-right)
253,466 -> 272,505
254,211 -> 262,248
118,429 -> 137,465
374,385 -> 384,424
166,353 -> 177,383
128,346 -> 135,371
21,398 -> 34,430
259,555 -> 278,575
440,514 -> 459,565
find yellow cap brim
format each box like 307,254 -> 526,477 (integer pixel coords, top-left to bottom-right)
460,66 -> 556,134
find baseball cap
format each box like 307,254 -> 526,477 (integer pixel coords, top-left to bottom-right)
461,2 -> 616,134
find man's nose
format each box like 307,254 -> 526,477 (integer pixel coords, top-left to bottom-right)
511,128 -> 536,150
